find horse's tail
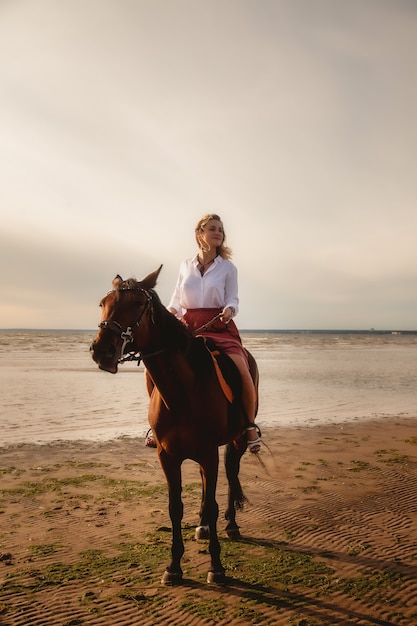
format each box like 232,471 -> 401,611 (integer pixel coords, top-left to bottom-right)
231,479 -> 247,512
224,441 -> 248,516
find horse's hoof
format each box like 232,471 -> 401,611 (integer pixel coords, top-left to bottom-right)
161,569 -> 183,585
195,525 -> 210,540
226,528 -> 241,540
207,570 -> 226,584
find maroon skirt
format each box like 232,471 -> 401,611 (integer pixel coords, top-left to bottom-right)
183,308 -> 248,365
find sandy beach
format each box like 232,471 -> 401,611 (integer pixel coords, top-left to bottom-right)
1,417 -> 417,625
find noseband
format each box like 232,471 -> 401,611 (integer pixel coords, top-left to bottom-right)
99,287 -> 160,364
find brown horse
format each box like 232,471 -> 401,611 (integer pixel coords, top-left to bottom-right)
90,266 -> 259,584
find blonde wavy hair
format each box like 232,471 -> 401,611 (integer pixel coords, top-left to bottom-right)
195,214 -> 232,260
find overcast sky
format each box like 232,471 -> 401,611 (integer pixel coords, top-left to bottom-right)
1,0 -> 416,330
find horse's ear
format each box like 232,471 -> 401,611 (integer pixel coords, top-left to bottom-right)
140,265 -> 163,290
112,275 -> 123,289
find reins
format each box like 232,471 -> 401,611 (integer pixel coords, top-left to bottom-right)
99,288 -> 225,366
119,312 -> 224,365
192,313 -> 223,335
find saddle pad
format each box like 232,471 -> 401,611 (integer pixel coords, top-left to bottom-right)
209,349 -> 234,404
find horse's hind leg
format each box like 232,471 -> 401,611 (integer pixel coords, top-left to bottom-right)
224,441 -> 247,539
159,453 -> 185,585
195,466 -> 210,540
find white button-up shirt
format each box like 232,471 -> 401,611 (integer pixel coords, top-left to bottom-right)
168,255 -> 239,317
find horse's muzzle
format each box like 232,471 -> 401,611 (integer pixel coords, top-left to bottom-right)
90,339 -> 119,374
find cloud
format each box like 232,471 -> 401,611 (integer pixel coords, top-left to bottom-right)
0,0 -> 417,329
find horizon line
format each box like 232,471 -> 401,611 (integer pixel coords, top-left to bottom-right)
1,328 -> 417,334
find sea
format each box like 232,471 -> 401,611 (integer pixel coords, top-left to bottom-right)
1,329 -> 417,446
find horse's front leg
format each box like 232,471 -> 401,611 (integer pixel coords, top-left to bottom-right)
159,452 -> 184,585
198,450 -> 226,584
224,440 -> 247,539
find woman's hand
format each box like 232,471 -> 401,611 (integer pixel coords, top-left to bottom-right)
220,306 -> 235,324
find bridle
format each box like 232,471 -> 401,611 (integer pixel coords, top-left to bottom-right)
98,287 -> 228,365
99,287 -> 163,365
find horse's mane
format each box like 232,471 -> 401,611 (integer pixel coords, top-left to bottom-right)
151,288 -> 193,347
115,278 -> 194,349
114,277 -> 213,372
114,278 -> 141,291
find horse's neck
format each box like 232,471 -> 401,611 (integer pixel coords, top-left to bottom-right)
144,350 -> 195,411
141,310 -> 198,409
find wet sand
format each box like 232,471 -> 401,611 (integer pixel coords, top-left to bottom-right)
1,417 -> 417,625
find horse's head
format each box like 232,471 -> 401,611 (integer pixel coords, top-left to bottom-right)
90,265 -> 162,373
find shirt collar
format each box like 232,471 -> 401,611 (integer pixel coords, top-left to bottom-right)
192,253 -> 222,266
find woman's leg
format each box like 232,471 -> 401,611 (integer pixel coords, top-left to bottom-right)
228,354 -> 261,452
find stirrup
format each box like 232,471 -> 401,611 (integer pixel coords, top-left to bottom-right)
145,428 -> 157,448
246,425 -> 262,454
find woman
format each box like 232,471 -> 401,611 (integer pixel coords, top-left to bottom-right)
165,213 -> 261,453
